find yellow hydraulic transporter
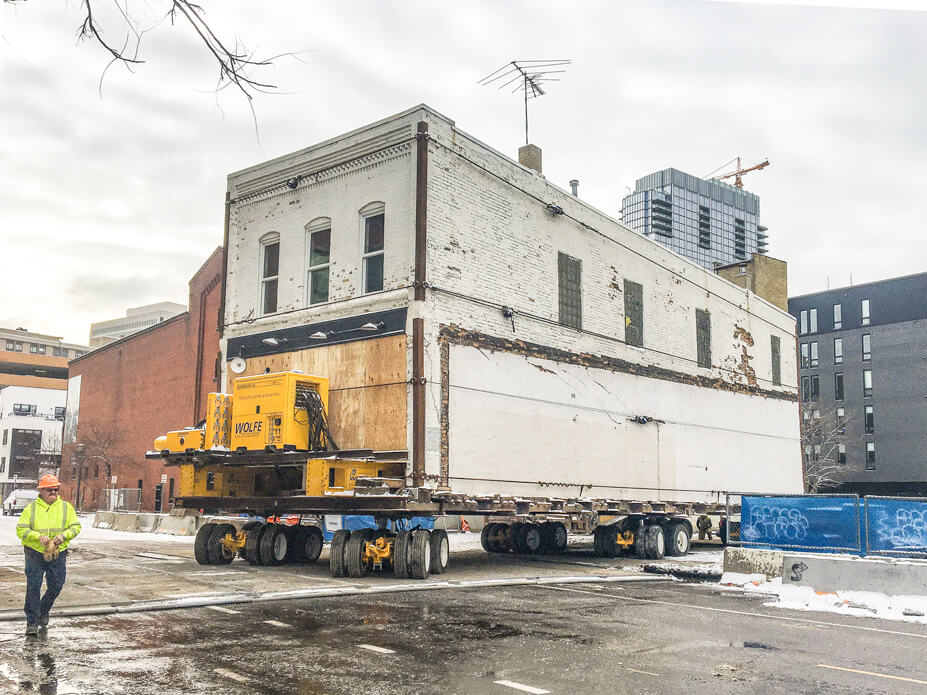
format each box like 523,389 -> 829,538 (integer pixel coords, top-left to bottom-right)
151,370 -> 709,581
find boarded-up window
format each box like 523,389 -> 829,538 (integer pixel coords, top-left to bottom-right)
558,252 -> 582,330
771,335 -> 781,386
624,280 -> 643,347
696,309 -> 711,368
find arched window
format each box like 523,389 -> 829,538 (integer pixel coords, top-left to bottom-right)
306,217 -> 331,305
359,202 -> 385,294
259,232 -> 280,316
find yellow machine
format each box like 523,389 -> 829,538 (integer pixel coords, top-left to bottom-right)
306,457 -> 406,496
154,429 -> 205,453
204,392 -> 233,449
230,371 -> 330,451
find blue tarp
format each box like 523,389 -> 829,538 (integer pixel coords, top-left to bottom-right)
321,515 -> 435,542
865,497 -> 927,557
740,495 -> 861,553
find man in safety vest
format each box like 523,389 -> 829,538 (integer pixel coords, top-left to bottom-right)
15,474 -> 81,636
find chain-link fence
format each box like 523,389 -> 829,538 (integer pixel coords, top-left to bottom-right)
98,488 -> 142,512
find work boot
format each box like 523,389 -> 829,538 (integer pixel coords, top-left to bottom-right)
25,625 -> 39,637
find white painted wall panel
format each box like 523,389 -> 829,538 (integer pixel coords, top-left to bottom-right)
446,345 -> 802,502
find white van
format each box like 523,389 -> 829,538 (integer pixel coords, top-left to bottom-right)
2,489 -> 38,516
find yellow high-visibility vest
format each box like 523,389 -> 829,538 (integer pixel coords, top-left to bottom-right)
16,497 -> 81,553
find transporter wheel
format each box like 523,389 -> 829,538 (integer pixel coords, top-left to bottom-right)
644,525 -> 666,560
260,525 -> 288,566
302,526 -> 324,562
194,523 -> 217,565
605,526 -> 626,559
540,522 -> 568,555
393,530 -> 412,578
510,523 -> 528,554
410,529 -> 432,579
329,530 -> 350,577
513,523 -> 541,554
480,523 -> 496,553
665,522 -> 691,557
346,532 -> 371,578
245,523 -> 267,565
430,530 -> 449,574
285,526 -> 306,563
633,525 -> 647,559
208,523 -> 237,565
238,521 -> 261,558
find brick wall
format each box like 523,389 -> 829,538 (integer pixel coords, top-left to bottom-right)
60,248 -> 224,512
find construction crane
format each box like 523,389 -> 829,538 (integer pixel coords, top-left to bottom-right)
708,157 -> 770,189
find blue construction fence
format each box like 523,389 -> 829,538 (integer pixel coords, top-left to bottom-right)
732,494 -> 927,558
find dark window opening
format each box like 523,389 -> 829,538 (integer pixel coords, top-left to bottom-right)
557,252 -> 583,330
770,335 -> 781,386
696,309 -> 711,368
623,279 -> 644,347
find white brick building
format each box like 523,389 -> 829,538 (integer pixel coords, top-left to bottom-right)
220,105 -> 802,503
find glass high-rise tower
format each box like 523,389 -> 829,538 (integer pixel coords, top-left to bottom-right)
621,168 -> 769,270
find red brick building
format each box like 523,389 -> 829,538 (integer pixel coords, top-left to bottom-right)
60,248 -> 224,512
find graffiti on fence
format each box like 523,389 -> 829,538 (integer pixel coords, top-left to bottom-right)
873,507 -> 927,551
741,506 -> 810,543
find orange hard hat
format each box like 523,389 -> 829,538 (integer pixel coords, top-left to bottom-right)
37,474 -> 61,489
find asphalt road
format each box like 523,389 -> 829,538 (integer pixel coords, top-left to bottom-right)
3,578 -> 927,694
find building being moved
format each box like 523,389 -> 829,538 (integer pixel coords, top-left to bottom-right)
218,105 -> 802,503
789,272 -> 927,495
89,302 -> 186,347
621,168 -> 769,270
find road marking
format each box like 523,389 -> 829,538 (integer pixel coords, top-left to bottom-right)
493,680 -> 550,694
625,667 -> 659,676
188,571 -> 244,576
357,644 -> 396,654
207,606 -> 240,614
214,668 -> 250,683
543,585 -> 927,640
818,664 -> 927,685
263,620 -> 291,628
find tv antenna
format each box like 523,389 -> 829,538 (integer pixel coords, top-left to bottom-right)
479,59 -> 571,144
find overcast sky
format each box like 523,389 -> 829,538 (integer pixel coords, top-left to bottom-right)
1,0 -> 924,345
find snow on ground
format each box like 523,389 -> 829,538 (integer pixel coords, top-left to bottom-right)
719,571 -> 927,624
0,513 -> 194,548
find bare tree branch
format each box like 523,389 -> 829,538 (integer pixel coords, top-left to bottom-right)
801,403 -> 846,493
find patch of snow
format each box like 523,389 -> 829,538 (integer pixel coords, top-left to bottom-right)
718,571 -> 927,624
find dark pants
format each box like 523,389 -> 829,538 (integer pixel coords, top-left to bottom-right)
23,547 -> 67,626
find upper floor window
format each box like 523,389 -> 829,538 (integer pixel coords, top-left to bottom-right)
799,310 -> 807,335
800,343 -> 809,369
260,234 -> 280,316
12,404 -> 37,416
361,203 -> 385,294
801,375 -> 819,402
306,218 -> 331,306
833,303 -> 842,329
770,335 -> 781,386
864,405 -> 874,434
861,299 -> 870,325
798,308 -> 817,335
809,341 -> 819,368
863,369 -> 873,398
54,407 -> 66,421
558,252 -> 583,330
834,372 -> 844,401
833,337 -> 843,365
1,429 -> 7,445
29,343 -> 46,355
695,309 -> 711,369
836,406 -> 846,430
624,279 -> 644,347
866,441 -> 876,469
8,340 -> 23,352
861,333 -> 871,362
52,346 -> 67,357
837,443 -> 846,464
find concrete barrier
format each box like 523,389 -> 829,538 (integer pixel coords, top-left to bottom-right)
156,514 -> 197,536
723,547 -> 785,580
93,511 -> 116,529
135,513 -> 159,533
113,513 -> 138,532
782,553 -> 927,595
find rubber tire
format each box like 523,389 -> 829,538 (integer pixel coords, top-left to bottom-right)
393,530 -> 411,578
194,522 -> 217,565
302,526 -> 324,562
345,532 -> 370,578
644,525 -> 666,560
208,523 -> 237,565
238,521 -> 261,558
430,530 -> 449,574
665,522 -> 691,557
260,525 -> 288,566
481,523 -> 499,553
510,523 -> 528,554
410,529 -> 432,579
245,523 -> 268,565
285,526 -> 306,563
633,525 -> 647,558
329,529 -> 350,577
540,522 -> 568,555
521,524 -> 542,554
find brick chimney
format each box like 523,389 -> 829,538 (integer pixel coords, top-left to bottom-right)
518,144 -> 542,174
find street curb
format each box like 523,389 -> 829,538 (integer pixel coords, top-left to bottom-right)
0,574 -> 666,622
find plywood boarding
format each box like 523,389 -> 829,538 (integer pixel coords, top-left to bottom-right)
240,335 -> 407,450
